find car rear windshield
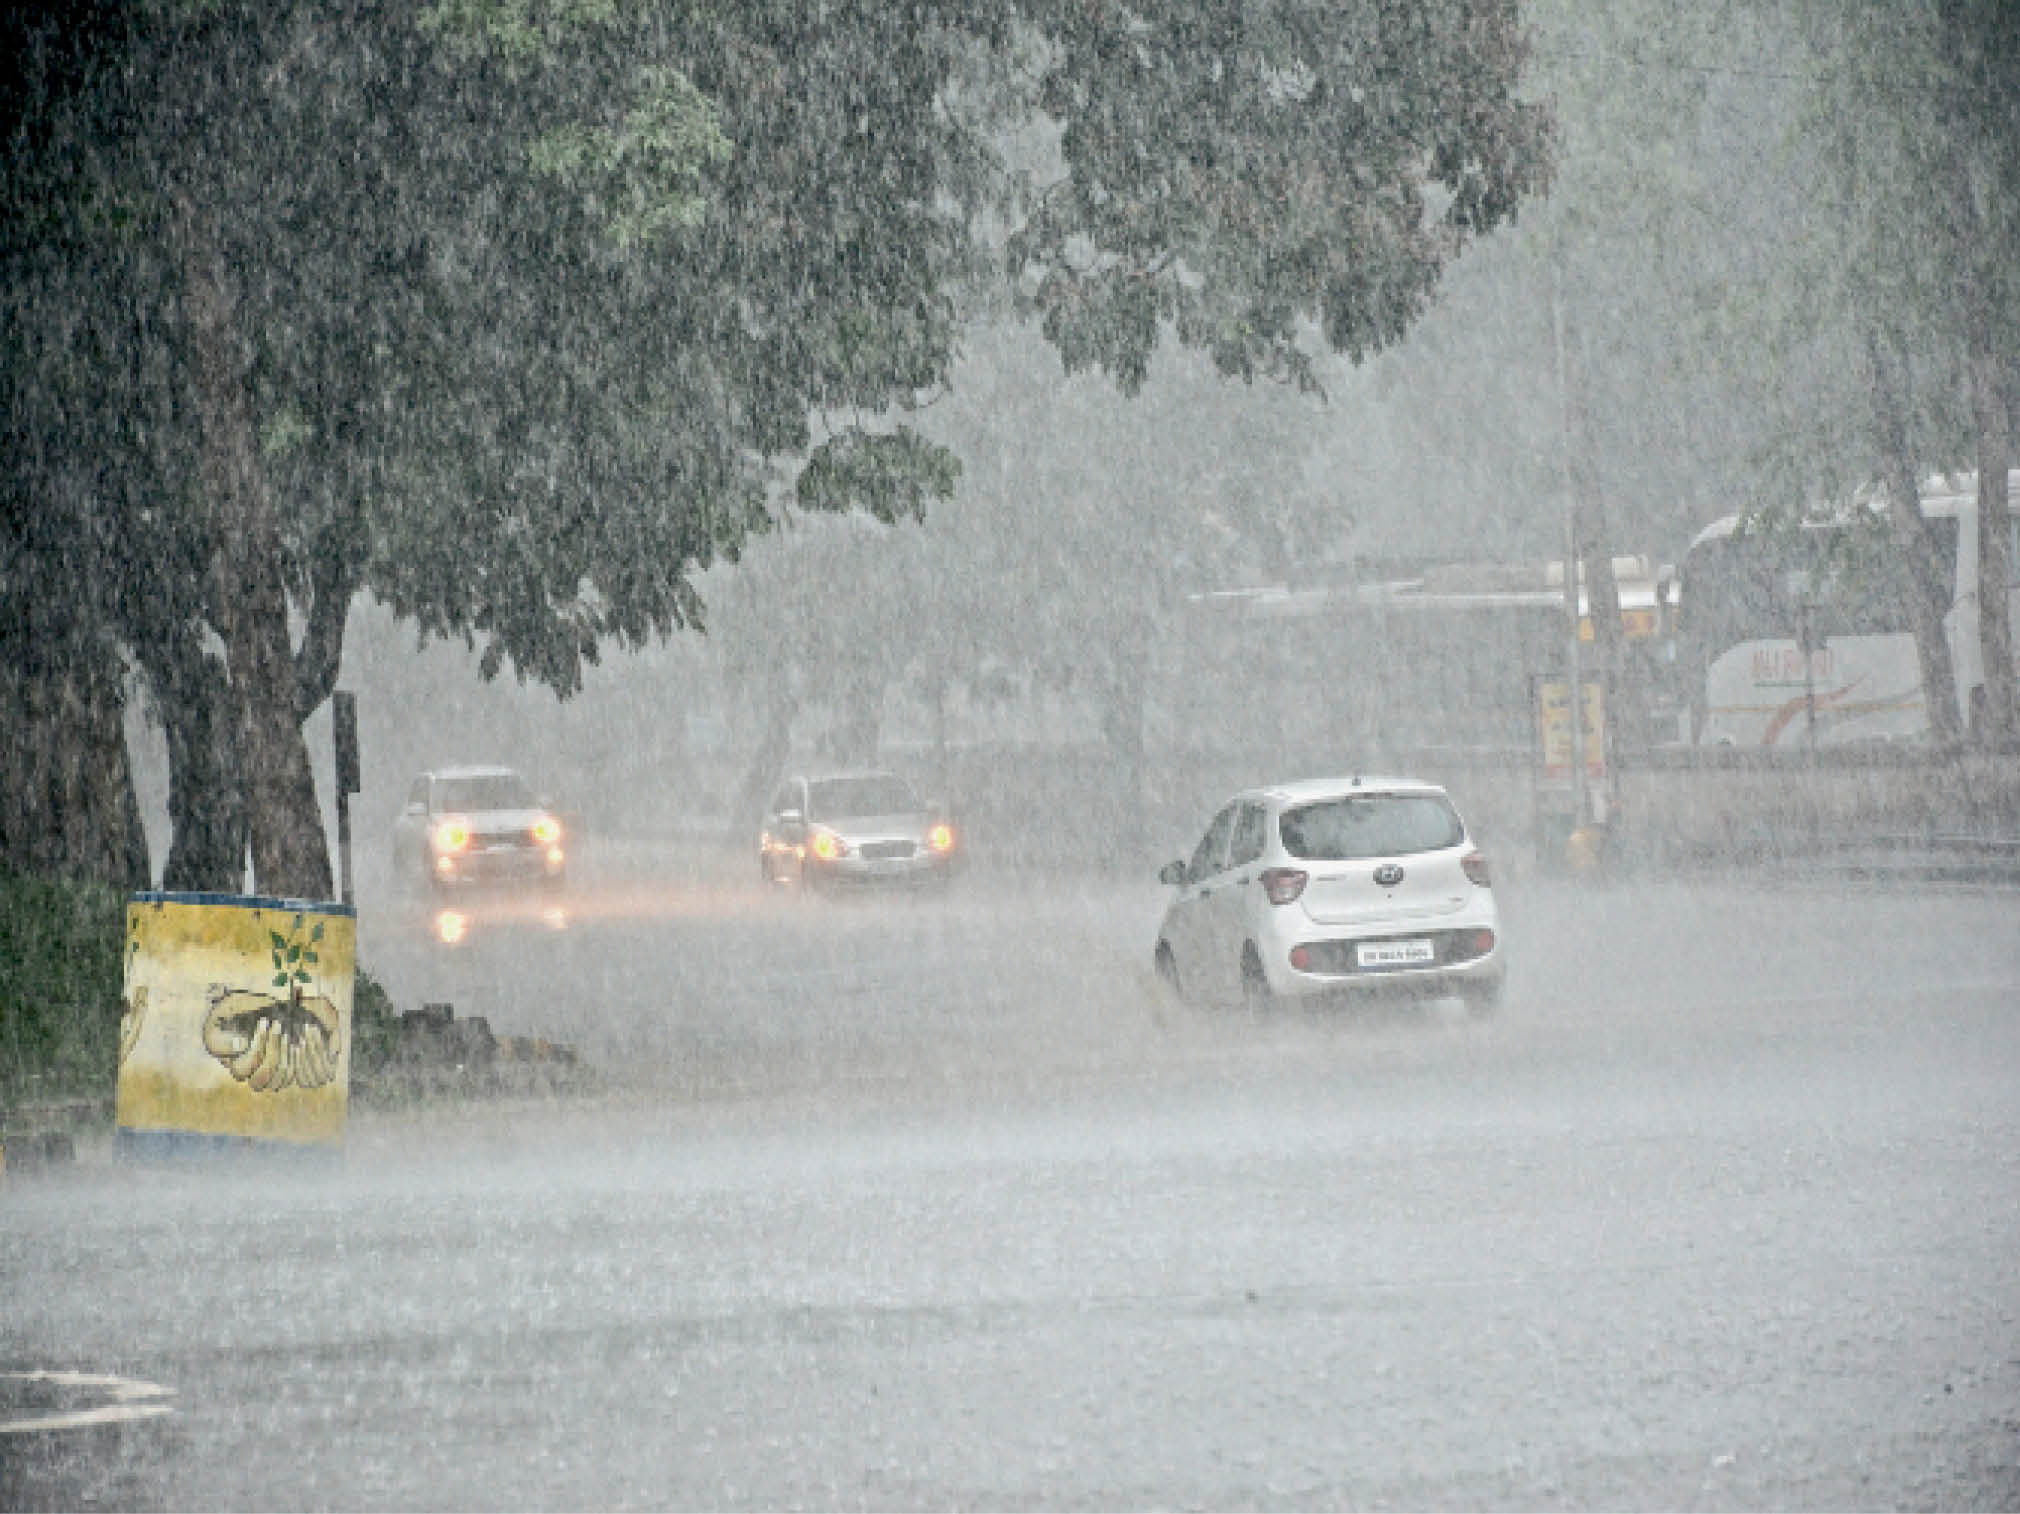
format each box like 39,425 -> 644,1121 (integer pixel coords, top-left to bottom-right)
1278,794 -> 1463,860
807,775 -> 922,820
437,774 -> 536,812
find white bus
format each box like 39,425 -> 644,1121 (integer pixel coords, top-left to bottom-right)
1154,555 -> 1675,764
1678,471 -> 2020,747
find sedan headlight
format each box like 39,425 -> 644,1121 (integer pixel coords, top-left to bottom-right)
809,829 -> 848,862
432,819 -> 471,854
532,815 -> 562,845
927,822 -> 956,855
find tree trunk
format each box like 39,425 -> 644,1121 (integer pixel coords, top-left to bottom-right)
929,671 -> 949,802
1556,288 -> 1630,764
1866,329 -> 1963,745
1934,12 -> 2016,748
1100,612 -> 1149,864
828,671 -> 883,769
1967,353 -> 2018,748
0,627 -> 150,889
733,683 -> 797,837
178,201 -> 332,900
138,634 -> 249,892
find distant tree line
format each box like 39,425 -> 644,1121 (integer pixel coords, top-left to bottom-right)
1348,0 -> 2019,741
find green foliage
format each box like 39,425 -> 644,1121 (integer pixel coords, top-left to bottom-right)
267,914 -> 325,991
350,967 -> 401,1080
796,430 -> 963,525
0,874 -> 124,1107
7,0 -> 1554,894
527,66 -> 731,250
420,0 -> 621,64
1008,0 -> 1552,392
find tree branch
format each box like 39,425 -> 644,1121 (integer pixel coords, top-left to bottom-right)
294,502 -> 363,719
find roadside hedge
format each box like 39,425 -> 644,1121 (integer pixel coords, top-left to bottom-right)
0,873 -> 124,1109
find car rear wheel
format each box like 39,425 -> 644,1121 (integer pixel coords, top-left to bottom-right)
1239,945 -> 1274,1017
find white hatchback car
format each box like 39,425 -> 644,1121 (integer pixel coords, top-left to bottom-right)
1154,776 -> 1504,1014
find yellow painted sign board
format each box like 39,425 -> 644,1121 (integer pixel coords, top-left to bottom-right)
1535,677 -> 1607,784
116,894 -> 355,1154
1580,607 -> 1662,642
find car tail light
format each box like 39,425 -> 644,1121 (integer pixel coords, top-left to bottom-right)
810,829 -> 847,861
927,823 -> 956,854
1462,851 -> 1490,887
1259,867 -> 1308,905
1289,944 -> 1312,971
433,819 -> 470,853
1469,928 -> 1496,957
532,816 -> 562,845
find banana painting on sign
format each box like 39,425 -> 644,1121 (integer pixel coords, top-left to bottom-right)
115,894 -> 356,1154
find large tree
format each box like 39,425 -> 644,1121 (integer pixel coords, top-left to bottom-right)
6,0 -> 1551,897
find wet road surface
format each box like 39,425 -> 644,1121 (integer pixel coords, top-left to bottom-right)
6,857 -> 2018,1509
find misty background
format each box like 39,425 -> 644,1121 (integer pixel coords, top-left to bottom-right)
103,3 -> 1922,878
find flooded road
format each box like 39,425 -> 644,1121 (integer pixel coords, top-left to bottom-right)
6,860 -> 2018,1509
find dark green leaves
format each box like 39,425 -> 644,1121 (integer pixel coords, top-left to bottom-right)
796,431 -> 962,526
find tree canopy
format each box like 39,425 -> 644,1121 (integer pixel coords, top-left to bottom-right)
3,0 -> 1552,895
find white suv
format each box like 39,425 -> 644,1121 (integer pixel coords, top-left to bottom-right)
392,765 -> 567,893
1154,776 -> 1503,1014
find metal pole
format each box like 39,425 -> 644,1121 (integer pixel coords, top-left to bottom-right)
1552,263 -> 1588,832
1802,600 -> 1818,756
337,790 -> 354,908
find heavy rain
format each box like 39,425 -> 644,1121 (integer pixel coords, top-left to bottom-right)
3,3 -> 2018,1509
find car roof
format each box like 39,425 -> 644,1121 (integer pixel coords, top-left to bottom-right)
790,768 -> 910,784
1251,775 -> 1450,806
429,764 -> 526,782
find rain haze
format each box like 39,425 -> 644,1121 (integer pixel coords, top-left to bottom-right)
3,3 -> 2019,1510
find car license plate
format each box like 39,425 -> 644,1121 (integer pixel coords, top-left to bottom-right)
1358,939 -> 1434,968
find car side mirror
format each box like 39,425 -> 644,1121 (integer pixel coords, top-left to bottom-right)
1158,860 -> 1187,886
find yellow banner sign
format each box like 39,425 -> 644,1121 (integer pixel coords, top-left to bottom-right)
116,895 -> 355,1149
1535,678 -> 1607,783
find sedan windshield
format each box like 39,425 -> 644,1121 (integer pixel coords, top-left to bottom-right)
437,774 -> 537,812
1279,794 -> 1463,860
807,775 -> 922,820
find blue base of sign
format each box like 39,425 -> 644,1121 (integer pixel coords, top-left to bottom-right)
128,891 -> 356,917
115,1128 -> 343,1165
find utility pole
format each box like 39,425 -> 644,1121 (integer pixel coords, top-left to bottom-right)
332,691 -> 360,906
1552,262 -> 1588,835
